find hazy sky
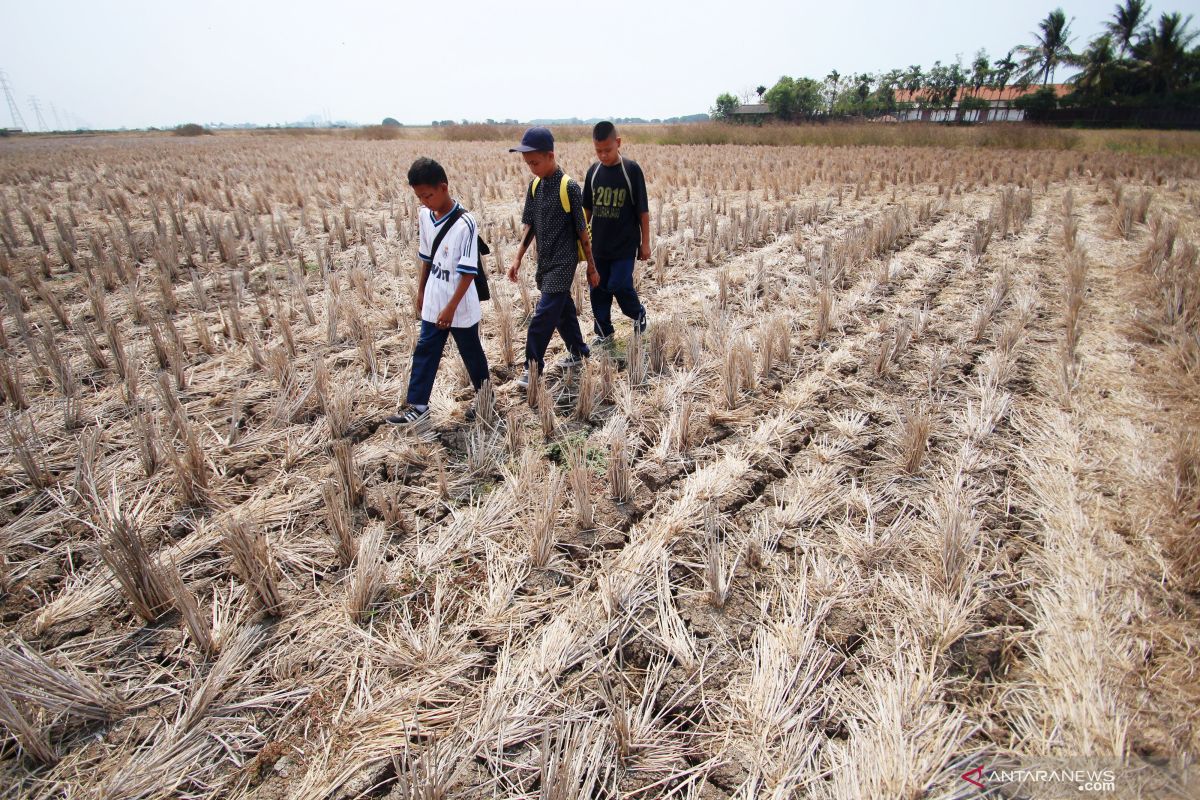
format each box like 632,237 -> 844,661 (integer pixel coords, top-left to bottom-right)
3,0 -> 1198,129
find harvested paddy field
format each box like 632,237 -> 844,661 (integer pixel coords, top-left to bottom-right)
1,132 -> 1198,798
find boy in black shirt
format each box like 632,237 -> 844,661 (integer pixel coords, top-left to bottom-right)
507,126 -> 600,388
582,121 -> 650,346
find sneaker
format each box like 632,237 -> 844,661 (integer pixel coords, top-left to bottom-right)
635,311 -> 648,334
385,406 -> 429,425
515,370 -> 530,389
554,352 -> 585,371
464,405 -> 478,423
590,333 -> 612,349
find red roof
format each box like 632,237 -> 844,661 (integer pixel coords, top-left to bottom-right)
894,84 -> 1071,103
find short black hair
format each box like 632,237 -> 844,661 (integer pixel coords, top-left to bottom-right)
407,157 -> 448,187
592,121 -> 617,141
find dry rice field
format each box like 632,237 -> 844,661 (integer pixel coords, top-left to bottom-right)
0,131 -> 1199,799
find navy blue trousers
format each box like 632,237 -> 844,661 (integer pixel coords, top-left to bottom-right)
589,256 -> 645,337
524,291 -> 589,371
407,320 -> 489,406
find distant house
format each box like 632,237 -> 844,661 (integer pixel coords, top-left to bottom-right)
0,128 -> 21,137
732,103 -> 772,121
893,84 -> 1072,123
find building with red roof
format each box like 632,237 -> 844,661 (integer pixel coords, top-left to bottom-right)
892,84 -> 1072,122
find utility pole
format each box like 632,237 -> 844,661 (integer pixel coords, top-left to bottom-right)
50,102 -> 62,131
28,95 -> 48,131
0,70 -> 27,130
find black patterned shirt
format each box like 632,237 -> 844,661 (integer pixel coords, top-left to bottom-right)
522,168 -> 587,294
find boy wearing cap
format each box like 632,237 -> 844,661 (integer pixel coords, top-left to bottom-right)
507,126 -> 599,388
583,121 -> 650,346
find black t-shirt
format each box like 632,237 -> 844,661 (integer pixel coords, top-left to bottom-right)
583,157 -> 649,261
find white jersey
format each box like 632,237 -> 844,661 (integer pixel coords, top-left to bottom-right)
417,201 -> 481,328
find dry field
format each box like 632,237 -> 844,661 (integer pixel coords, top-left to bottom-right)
0,131 -> 1199,799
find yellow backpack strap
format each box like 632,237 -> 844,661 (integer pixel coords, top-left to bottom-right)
559,175 -> 586,262
559,174 -> 572,213
532,175 -> 584,261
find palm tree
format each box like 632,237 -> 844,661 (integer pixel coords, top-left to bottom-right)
925,61 -> 946,111
967,51 -> 992,121
989,51 -> 1020,119
1072,34 -> 1119,99
878,69 -> 904,111
897,66 -> 922,117
1017,8 -> 1077,85
1105,0 -> 1151,57
992,50 -> 1019,93
903,65 -> 924,102
971,50 -> 992,95
947,61 -> 968,120
854,73 -> 872,105
1133,12 -> 1198,92
824,70 -> 842,114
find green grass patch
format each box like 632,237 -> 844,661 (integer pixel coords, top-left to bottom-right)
544,430 -> 607,475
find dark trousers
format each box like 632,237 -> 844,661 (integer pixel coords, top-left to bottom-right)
524,291 -> 589,371
407,320 -> 489,406
589,256 -> 644,337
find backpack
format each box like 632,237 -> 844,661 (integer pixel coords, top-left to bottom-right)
429,206 -> 490,302
529,174 -> 585,262
584,157 -> 635,206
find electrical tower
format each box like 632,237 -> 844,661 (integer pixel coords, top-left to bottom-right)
0,70 -> 27,130
28,95 -> 47,131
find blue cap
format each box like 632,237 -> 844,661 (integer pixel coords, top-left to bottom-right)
509,126 -> 554,153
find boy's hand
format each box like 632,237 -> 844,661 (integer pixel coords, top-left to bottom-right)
638,242 -> 651,261
436,306 -> 455,329
586,265 -> 600,288
507,258 -> 520,283
415,293 -> 423,316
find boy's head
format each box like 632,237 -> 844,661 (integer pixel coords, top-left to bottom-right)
592,121 -> 621,166
509,126 -> 558,178
407,157 -> 451,212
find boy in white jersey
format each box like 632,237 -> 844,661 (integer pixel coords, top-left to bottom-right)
387,157 -> 489,425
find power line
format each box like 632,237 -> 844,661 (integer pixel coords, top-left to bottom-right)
28,95 -> 47,132
0,69 -> 27,130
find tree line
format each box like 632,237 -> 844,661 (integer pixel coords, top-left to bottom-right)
713,1 -> 1198,122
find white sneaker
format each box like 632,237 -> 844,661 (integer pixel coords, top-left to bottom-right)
515,370 -> 530,389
